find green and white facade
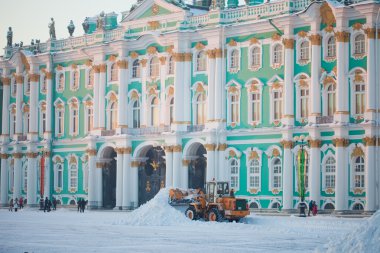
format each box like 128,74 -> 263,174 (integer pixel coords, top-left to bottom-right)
0,0 -> 380,212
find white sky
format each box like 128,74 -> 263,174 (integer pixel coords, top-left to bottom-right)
0,0 -> 248,52
0,0 -> 133,50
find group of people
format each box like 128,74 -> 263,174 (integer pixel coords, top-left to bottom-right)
308,200 -> 318,216
8,197 -> 24,212
39,196 -> 57,212
77,198 -> 87,213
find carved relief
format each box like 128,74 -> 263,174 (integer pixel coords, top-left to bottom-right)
280,140 -> 293,149
130,51 -> 139,59
320,2 -> 336,26
351,146 -> 364,158
195,42 -> 205,50
335,31 -> 350,42
363,136 -> 376,146
309,34 -> 322,45
332,138 -> 349,147
147,46 -> 157,55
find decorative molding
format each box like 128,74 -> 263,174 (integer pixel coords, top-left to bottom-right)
172,145 -> 182,152
29,74 -> 40,82
182,159 -> 190,166
147,21 -> 160,30
309,139 -> 321,148
130,51 -> 139,59
207,49 -> 216,59
365,28 -> 376,39
15,75 -> 23,84
351,146 -> 364,158
147,46 -> 157,55
363,136 -> 376,146
280,140 -> 293,149
272,33 -> 281,41
117,60 -> 128,69
1,77 -> 11,85
0,153 -> 9,159
309,34 -> 322,45
218,144 -> 228,151
26,152 -> 38,158
164,146 -> 173,153
332,138 -> 349,147
298,31 -> 308,38
204,144 -> 216,151
352,23 -> 363,31
99,64 -> 107,73
248,151 -> 259,160
195,42 -> 205,50
13,153 -> 23,159
86,149 -> 97,156
108,55 -> 117,62
159,56 -> 166,65
320,2 -> 336,26
249,37 -> 259,45
46,72 -> 53,80
228,39 -> 237,46
335,31 -> 350,42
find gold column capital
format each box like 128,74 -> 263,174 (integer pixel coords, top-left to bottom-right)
99,64 -> 107,73
182,159 -> 191,166
365,28 -> 376,39
86,149 -> 97,156
205,144 -> 216,151
309,139 -> 322,148
282,38 -> 295,49
362,136 -> 376,146
0,153 -> 9,159
309,34 -> 322,45
15,75 -> 23,84
13,153 -> 23,159
164,146 -> 173,153
1,77 -> 11,86
26,152 -> 39,158
217,143 -> 228,151
280,140 -> 293,149
332,138 -> 349,147
117,60 -> 128,69
335,31 -> 350,42
172,145 -> 182,152
29,73 -> 40,82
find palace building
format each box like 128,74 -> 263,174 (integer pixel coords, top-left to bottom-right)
0,0 -> 379,212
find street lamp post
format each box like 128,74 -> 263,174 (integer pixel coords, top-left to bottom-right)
293,135 -> 310,217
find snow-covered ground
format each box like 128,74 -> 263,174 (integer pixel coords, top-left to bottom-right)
0,191 -> 375,253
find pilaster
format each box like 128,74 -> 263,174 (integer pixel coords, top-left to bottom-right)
0,153 -> 9,206
122,147 -> 132,209
1,75 -> 10,141
13,152 -> 23,200
280,138 -> 294,210
26,150 -> 38,206
205,143 -> 216,181
117,60 -> 129,130
115,147 -> 124,210
282,37 -> 295,126
363,134 -> 376,211
15,74 -> 23,135
206,50 -> 216,128
164,146 -> 173,187
98,64 -> 106,129
86,148 -> 97,209
45,72 -> 53,139
309,34 -> 322,123
172,145 -> 182,188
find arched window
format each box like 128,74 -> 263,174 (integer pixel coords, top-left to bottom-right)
230,49 -> 239,69
250,92 -> 260,123
300,87 -> 309,119
230,93 -> 240,124
197,51 -> 207,71
353,203 -> 364,210
327,36 -> 336,58
273,90 -> 283,121
248,159 -> 260,189
25,76 -> 31,94
195,93 -> 206,125
10,110 -> 16,137
83,163 -> 89,192
58,73 -> 64,91
109,101 -> 118,130
273,44 -> 283,64
273,158 -> 282,188
354,156 -> 365,188
169,97 -> 174,125
132,100 -> 140,128
150,57 -> 159,78
41,110 -> 46,134
72,71 -> 79,89
229,158 -> 239,189
88,68 -> 94,87
132,59 -> 140,78
23,112 -> 30,135
324,203 -> 335,210
11,78 -> 17,96
300,41 -> 310,61
354,34 -> 365,55
168,56 -> 174,75
57,164 -> 63,189
251,47 -> 261,68
325,157 -> 336,188
249,202 -> 259,209
354,82 -> 365,115
110,63 -> 118,81
150,97 -> 159,127
327,84 -> 336,116
272,202 -> 280,209
69,163 -> 78,190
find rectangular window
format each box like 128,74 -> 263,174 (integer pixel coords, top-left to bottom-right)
251,93 -> 260,122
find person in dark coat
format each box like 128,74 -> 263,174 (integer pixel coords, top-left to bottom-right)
308,200 -> 313,216
19,197 -> 24,209
229,189 -> 235,198
39,196 -> 44,210
14,198 -> 19,212
52,197 -> 57,210
312,201 -> 318,216
299,198 -> 307,217
78,199 -> 82,212
44,197 -> 49,212
48,199 -> 52,212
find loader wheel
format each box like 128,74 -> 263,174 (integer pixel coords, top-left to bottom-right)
208,208 -> 223,222
185,207 -> 198,220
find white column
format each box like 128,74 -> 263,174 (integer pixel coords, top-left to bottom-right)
205,144 -> 215,181
87,150 -> 97,208
335,31 -> 349,123
140,60 -> 147,127
181,160 -> 189,189
43,154 -> 51,199
173,54 -> 185,130
13,153 -> 22,199
1,77 -> 10,136
214,50 -> 222,121
165,147 -> 173,187
26,152 -> 38,206
365,30 -> 376,121
364,137 -> 376,211
282,39 -> 294,126
0,154 -> 9,206
309,140 -> 321,206
29,73 -> 39,137
93,67 -> 100,129
207,52 -> 216,123
45,73 -> 53,136
183,54 -> 191,125
15,75 -> 23,135
96,162 -> 103,208
281,141 -> 294,210
309,35 -> 322,123
172,145 -> 182,188
130,161 -> 139,209
98,64 -> 106,129
217,145 -> 227,181
122,148 -> 131,209
159,57 -> 167,126
117,61 -> 128,128
115,148 -> 124,209
334,138 -> 348,211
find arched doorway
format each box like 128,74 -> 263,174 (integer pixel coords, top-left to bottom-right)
138,146 -> 166,206
188,144 -> 207,191
101,147 -> 117,209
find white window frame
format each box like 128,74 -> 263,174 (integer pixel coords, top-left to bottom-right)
229,158 -> 240,191
11,76 -> 16,98
245,79 -> 263,126
349,68 -> 367,118
85,66 -> 94,89
131,59 -> 141,79
267,76 -> 284,125
68,98 -> 79,136
296,38 -> 311,65
228,48 -> 240,73
40,72 -> 47,94
54,99 -> 65,137
149,56 -> 160,79
39,101 -> 47,136
350,30 -> 366,60
53,161 -> 64,191
269,157 -> 282,191
107,100 -> 118,130
294,74 -> 310,122
322,83 -> 336,117
148,95 -> 160,127
244,147 -> 262,193
70,69 -> 80,91
322,153 -> 336,191
353,156 -> 365,189
226,81 -> 241,126
322,32 -> 337,62
24,73 -> 31,96
108,62 -> 119,83
68,159 -> 78,192
270,42 -> 284,69
55,69 -> 65,93
131,99 -> 141,129
82,96 -> 94,135
193,92 -> 207,126
167,55 -> 175,76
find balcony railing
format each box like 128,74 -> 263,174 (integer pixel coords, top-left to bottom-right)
316,116 -> 334,124
126,126 -> 170,135
101,130 -> 116,137
187,125 -> 205,132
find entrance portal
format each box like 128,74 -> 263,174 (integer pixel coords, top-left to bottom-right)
138,146 -> 166,206
101,147 -> 117,209
188,144 -> 206,191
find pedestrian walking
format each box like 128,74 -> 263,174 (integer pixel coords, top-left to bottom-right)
9,199 -> 13,212
299,198 -> 307,217
78,199 -> 82,212
44,197 -> 49,212
52,197 -> 57,210
308,200 -> 313,216
312,201 -> 318,216
39,196 -> 44,210
14,198 -> 19,212
19,197 -> 24,209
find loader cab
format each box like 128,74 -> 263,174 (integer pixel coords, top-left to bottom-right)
217,182 -> 229,196
206,181 -> 217,203
206,181 -> 230,203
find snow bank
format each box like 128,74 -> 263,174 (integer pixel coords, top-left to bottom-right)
322,211 -> 380,253
119,188 -> 192,226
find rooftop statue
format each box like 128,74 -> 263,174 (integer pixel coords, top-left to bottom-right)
82,17 -> 90,34
7,27 -> 13,47
49,18 -> 56,39
97,12 -> 105,30
67,20 -> 75,37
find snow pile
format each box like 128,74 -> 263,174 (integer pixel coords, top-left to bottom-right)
322,211 -> 380,253
119,188 -> 192,226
